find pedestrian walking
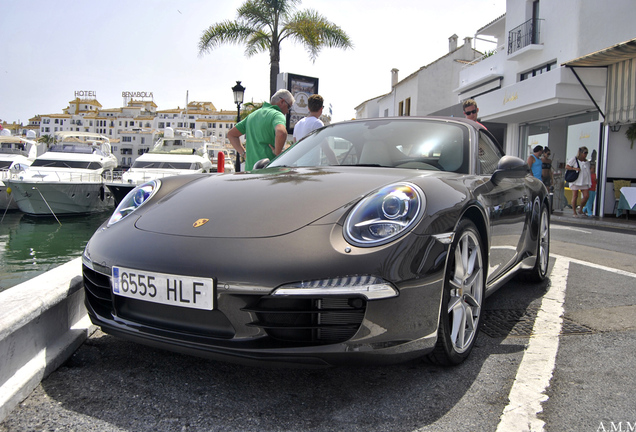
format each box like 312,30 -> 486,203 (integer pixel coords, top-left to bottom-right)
566,146 -> 592,217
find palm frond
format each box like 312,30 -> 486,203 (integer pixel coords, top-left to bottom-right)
238,0 -> 300,33
261,0 -> 301,17
198,20 -> 257,56
283,9 -> 353,62
245,31 -> 273,57
237,1 -> 274,31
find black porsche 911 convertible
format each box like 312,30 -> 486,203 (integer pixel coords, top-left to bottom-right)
82,117 -> 550,367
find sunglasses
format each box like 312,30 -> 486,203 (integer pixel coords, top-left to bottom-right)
583,151 -> 588,154
464,109 -> 477,115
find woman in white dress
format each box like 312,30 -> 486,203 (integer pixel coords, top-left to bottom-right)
565,146 -> 591,217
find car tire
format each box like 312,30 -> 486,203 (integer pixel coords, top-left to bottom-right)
524,202 -> 550,282
427,219 -> 485,366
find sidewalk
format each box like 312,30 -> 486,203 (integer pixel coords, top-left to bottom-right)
551,209 -> 636,232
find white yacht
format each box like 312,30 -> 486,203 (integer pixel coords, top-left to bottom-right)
6,131 -> 118,216
106,128 -> 219,205
0,132 -> 39,211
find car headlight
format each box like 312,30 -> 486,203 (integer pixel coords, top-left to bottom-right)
108,180 -> 160,226
344,182 -> 425,247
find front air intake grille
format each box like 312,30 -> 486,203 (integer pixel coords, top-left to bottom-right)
83,264 -> 113,315
243,296 -> 366,345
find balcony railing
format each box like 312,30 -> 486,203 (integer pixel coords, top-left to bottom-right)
508,18 -> 543,55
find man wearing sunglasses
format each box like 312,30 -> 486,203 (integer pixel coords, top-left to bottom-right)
462,99 -> 480,121
228,89 -> 294,171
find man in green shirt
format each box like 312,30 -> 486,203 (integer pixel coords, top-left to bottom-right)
228,89 -> 294,171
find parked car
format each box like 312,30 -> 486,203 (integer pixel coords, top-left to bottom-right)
83,117 -> 550,367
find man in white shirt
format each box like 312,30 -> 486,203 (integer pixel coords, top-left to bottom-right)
292,94 -> 324,143
291,94 -> 338,166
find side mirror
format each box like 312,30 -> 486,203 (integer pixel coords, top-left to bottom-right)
252,158 -> 270,170
491,156 -> 529,185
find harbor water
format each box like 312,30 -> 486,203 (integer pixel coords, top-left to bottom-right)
0,211 -> 109,292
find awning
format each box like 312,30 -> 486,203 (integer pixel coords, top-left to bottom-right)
563,38 -> 636,67
606,58 -> 636,125
563,39 -> 636,125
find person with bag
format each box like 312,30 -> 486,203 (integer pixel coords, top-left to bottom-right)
565,146 -> 592,217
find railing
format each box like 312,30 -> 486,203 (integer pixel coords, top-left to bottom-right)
463,44 -> 506,68
508,18 -> 543,55
15,170 -> 110,183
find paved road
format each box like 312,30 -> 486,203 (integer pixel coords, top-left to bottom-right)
2,221 -> 635,432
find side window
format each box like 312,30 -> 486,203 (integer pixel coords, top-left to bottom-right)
478,132 -> 503,175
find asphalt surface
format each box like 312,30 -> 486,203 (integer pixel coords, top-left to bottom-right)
0,325 -> 534,432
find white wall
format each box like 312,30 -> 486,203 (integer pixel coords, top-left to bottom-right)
377,93 -> 394,118
607,128 -> 636,178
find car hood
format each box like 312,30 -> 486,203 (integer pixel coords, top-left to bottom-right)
134,167 -> 428,238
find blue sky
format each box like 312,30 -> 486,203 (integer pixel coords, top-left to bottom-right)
0,0 -> 505,125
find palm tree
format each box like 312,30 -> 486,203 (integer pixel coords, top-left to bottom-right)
38,134 -> 56,150
198,0 -> 353,97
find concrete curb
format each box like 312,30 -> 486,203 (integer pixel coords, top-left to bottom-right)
0,257 -> 95,423
551,212 -> 636,232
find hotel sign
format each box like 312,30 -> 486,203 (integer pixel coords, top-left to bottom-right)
122,91 -> 154,99
75,90 -> 96,98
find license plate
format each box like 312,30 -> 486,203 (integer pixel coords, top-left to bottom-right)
112,266 -> 214,310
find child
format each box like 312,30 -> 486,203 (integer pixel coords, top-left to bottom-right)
582,163 -> 597,216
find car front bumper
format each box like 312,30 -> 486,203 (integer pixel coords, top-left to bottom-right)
82,220 -> 451,366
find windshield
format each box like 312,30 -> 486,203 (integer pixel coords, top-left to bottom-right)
30,160 -> 103,169
131,161 -> 198,170
271,118 -> 469,173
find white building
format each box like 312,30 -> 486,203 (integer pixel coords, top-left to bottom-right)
355,0 -> 636,217
31,97 -> 239,168
355,36 -> 481,119
458,0 -> 635,215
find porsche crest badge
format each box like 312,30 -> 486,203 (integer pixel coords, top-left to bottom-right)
193,218 -> 209,228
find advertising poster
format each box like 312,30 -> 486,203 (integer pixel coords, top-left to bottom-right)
286,74 -> 319,133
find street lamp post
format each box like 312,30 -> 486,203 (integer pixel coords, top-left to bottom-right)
232,81 -> 245,172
